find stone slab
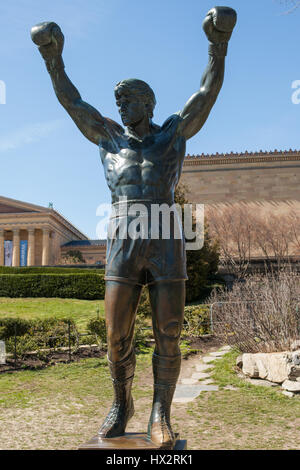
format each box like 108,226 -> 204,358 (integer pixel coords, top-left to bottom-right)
191,372 -> 211,380
201,379 -> 215,385
174,384 -> 204,399
181,378 -> 198,385
219,346 -> 231,352
173,397 -> 195,404
209,351 -> 227,357
198,384 -> 219,392
202,356 -> 215,364
195,364 -> 211,372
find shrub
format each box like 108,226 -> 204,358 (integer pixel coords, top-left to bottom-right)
134,315 -> 152,348
87,314 -> 152,351
0,317 -> 32,338
182,305 -> 210,337
174,184 -> 220,302
0,317 -> 78,357
0,273 -> 105,300
0,266 -> 104,274
136,288 -> 152,317
86,318 -> 107,346
208,267 -> 300,353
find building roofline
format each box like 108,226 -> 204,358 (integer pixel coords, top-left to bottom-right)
184,149 -> 300,166
0,195 -> 88,240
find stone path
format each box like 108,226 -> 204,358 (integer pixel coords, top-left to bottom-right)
173,346 -> 231,403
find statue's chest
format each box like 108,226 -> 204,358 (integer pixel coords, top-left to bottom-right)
102,134 -> 173,176
100,128 -> 185,188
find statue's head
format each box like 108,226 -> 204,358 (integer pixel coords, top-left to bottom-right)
114,78 -> 156,127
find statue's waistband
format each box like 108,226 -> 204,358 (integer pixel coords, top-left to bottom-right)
110,199 -> 176,218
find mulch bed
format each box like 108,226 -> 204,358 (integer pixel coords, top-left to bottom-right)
188,335 -> 223,353
0,346 -> 106,373
0,335 -> 223,373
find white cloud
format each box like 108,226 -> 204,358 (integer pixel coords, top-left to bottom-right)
0,119 -> 64,152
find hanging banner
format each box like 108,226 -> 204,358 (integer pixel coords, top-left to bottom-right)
20,240 -> 28,267
4,240 -> 13,266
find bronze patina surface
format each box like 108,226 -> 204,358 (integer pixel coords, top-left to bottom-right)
31,6 -> 236,448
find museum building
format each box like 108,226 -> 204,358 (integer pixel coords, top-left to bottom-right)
1,149 -> 299,267
0,195 -> 106,267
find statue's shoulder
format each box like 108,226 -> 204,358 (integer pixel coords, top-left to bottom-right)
161,113 -> 183,134
104,117 -> 125,138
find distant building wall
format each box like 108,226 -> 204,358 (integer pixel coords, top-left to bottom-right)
181,150 -> 300,205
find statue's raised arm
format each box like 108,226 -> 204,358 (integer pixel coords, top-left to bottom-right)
31,22 -> 122,145
179,7 -> 237,140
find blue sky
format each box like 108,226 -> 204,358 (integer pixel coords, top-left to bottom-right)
0,0 -> 300,238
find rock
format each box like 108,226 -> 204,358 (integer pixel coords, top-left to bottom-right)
242,351 -> 300,384
236,355 -> 243,368
282,391 -> 294,398
291,340 -> 300,351
282,380 -> 300,393
246,378 -> 278,387
292,351 -> 300,366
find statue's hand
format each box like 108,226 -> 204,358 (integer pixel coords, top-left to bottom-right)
203,7 -> 237,44
31,22 -> 64,61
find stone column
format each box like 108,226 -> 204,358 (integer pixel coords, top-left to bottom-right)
12,229 -> 20,267
27,228 -> 35,266
0,230 -> 4,266
42,228 -> 50,266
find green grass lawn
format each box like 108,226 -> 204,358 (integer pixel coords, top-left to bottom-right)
0,298 -> 105,331
185,350 -> 300,450
0,350 -> 153,450
0,348 -> 300,449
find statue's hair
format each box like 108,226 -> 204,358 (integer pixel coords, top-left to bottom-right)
114,78 -> 156,119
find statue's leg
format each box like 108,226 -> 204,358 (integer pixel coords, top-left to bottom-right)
98,280 -> 142,438
147,280 -> 185,447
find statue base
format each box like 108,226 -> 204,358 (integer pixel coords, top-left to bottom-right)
78,432 -> 187,450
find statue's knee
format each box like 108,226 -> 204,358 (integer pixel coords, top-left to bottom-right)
161,321 -> 181,339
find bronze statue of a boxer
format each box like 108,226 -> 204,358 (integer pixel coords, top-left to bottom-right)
31,6 -> 236,447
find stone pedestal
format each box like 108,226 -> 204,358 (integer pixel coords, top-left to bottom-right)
78,433 -> 187,450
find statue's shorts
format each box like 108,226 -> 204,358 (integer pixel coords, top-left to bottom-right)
104,200 -> 188,286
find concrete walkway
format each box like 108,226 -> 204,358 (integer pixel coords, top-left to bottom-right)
173,346 -> 231,403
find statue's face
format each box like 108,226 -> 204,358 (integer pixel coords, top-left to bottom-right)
116,92 -> 147,127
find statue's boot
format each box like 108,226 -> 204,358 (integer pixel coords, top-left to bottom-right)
98,350 -> 135,438
147,352 -> 181,447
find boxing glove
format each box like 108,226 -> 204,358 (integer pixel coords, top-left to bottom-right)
203,7 -> 237,44
31,22 -> 64,61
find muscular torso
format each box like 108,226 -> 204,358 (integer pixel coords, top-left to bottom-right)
99,115 -> 186,203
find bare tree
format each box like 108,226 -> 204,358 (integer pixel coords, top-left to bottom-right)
207,205 -> 254,278
275,0 -> 300,14
209,267 -> 300,353
207,205 -> 300,277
